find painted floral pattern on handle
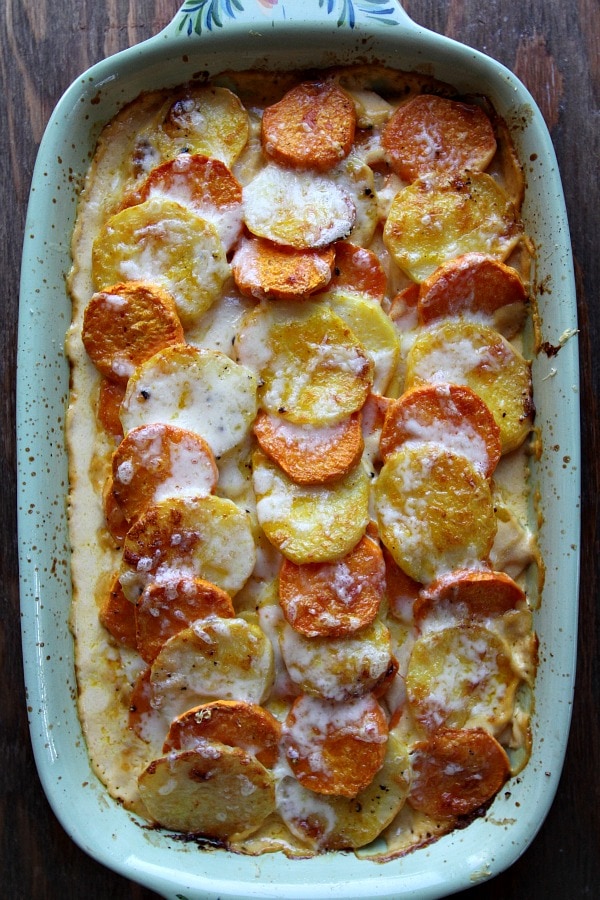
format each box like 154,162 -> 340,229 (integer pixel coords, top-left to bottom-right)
178,0 -> 402,35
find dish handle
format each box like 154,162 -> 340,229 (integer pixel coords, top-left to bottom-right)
161,0 -> 415,38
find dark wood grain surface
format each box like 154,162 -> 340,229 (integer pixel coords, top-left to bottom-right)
2,1 -> 598,897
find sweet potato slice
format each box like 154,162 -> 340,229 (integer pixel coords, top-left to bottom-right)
414,569 -> 526,623
102,478 -> 129,544
135,576 -> 235,664
281,694 -> 388,797
232,235 -> 335,301
111,422 -> 218,526
382,94 -> 497,182
418,252 -> 527,326
98,573 -> 137,650
329,241 -> 387,301
382,545 -> 421,622
82,281 -> 184,385
163,700 -> 282,768
253,410 -> 364,486
409,728 -> 510,819
262,80 -> 356,172
278,533 -> 385,637
379,383 -> 502,478
138,745 -> 276,839
97,378 -> 125,439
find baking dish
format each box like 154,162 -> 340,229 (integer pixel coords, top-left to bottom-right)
17,2 -> 580,897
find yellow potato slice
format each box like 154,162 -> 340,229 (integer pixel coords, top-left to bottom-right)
279,618 -> 393,700
150,616 -> 274,717
138,745 -> 275,839
405,624 -> 519,733
323,291 -> 400,394
158,85 -> 250,166
374,443 -> 496,584
120,345 -> 257,458
235,301 -> 373,426
119,495 -> 256,601
334,156 -> 378,247
252,450 -> 370,564
383,173 -> 523,282
243,163 -> 356,249
92,197 -> 230,327
404,320 -> 534,453
277,732 -> 410,850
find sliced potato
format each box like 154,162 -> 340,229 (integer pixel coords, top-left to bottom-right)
404,320 -> 534,453
243,163 -> 356,249
383,173 -> 522,282
158,85 -> 250,166
150,616 -> 274,718
120,345 -> 257,458
92,197 -> 230,327
413,568 -> 526,624
279,618 -> 393,700
138,745 -> 275,839
329,241 -> 387,301
231,235 -> 335,301
409,728 -> 510,819
405,624 -> 519,733
119,495 -> 256,601
235,301 -> 373,426
277,732 -> 410,850
281,693 -> 388,797
98,573 -> 137,650
252,450 -> 370,564
374,443 -> 496,584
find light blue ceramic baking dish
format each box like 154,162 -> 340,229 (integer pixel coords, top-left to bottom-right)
17,2 -> 580,897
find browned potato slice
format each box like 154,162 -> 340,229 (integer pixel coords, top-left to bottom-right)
98,573 -> 137,650
279,618 -> 393,700
163,700 -> 282,768
119,495 -> 256,601
383,173 -> 523,283
138,745 -> 275,839
158,85 -> 250,166
252,450 -> 370,565
277,732 -> 410,850
374,443 -> 496,585
408,728 -> 510,819
232,235 -> 335,301
150,617 -> 274,719
405,624 -> 519,733
92,198 -> 230,327
404,320 -> 534,453
413,568 -> 526,624
235,301 -> 373,426
281,694 -> 388,797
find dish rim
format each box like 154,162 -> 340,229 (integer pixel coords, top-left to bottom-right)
17,5 -> 580,898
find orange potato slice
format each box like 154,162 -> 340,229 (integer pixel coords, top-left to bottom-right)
277,731 -> 409,850
92,197 -> 230,327
231,235 -> 335,301
383,172 -> 523,283
409,728 -> 510,819
127,666 -> 155,741
404,320 -> 534,454
123,153 -> 243,251
382,94 -> 497,182
281,693 -> 388,797
138,745 -> 276,839
374,443 -> 496,585
379,383 -> 502,478
261,80 -> 356,172
98,573 -> 137,650
329,241 -> 387,301
82,281 -> 184,385
163,700 -> 282,768
382,545 -> 421,622
135,576 -> 235,664
414,568 -> 526,624
405,624 -> 519,733
278,533 -> 385,637
280,618 -> 393,700
253,410 -> 364,486
417,252 -> 527,327
242,163 -> 356,249
159,85 -> 250,166
102,477 -> 129,544
97,378 -> 125,440
252,450 -> 370,565
111,423 -> 218,525
119,495 -> 256,602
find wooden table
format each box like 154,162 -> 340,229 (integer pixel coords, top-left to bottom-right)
1,1 -> 598,896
